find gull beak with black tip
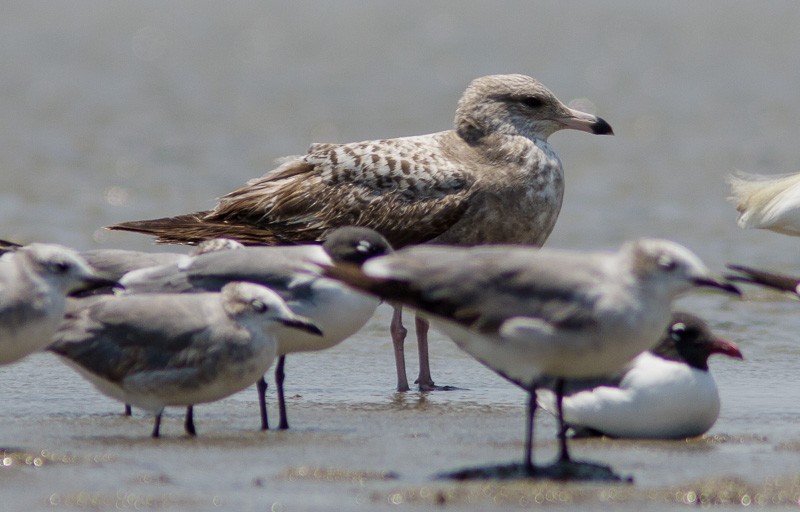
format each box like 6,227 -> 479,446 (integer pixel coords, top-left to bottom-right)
692,276 -> 741,296
558,108 -> 614,135
68,274 -> 121,298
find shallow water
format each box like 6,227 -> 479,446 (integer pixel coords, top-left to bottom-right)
3,1 -> 800,509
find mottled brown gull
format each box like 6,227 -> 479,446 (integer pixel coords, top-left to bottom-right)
108,74 -> 613,392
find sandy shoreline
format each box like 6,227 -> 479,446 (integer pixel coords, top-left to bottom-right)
2,388 -> 799,511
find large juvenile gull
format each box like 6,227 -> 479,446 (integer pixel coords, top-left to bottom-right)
322,239 -> 739,478
728,171 -> 800,235
0,243 -> 115,365
118,227 -> 391,429
49,282 -> 321,437
537,312 -> 743,439
108,74 -> 614,392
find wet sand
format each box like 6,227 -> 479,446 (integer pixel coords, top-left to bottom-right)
3,303 -> 800,511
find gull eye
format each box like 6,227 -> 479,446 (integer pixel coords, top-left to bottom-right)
520,96 -> 544,109
657,255 -> 678,271
670,322 -> 686,341
355,241 -> 373,254
50,261 -> 71,274
252,300 -> 268,313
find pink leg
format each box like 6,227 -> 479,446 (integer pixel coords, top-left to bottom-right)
391,304 -> 410,392
415,315 -> 436,390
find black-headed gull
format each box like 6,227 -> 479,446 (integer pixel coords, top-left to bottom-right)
538,312 -> 743,439
107,74 -> 613,393
49,282 -> 321,437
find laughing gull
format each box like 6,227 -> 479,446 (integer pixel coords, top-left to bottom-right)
49,282 -> 321,437
0,243 -> 115,365
80,239 -> 244,416
117,226 -> 391,430
537,312 -> 743,439
728,171 -> 800,235
322,238 -> 739,478
107,74 -> 613,393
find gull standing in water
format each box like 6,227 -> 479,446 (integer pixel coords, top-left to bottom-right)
108,74 -> 613,392
49,282 -> 321,437
323,239 -> 739,479
118,226 -> 391,429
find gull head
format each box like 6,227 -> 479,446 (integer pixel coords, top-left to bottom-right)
455,74 -> 613,143
18,243 -> 117,295
656,312 -> 743,370
625,239 -> 740,298
322,226 -> 393,266
221,282 -> 322,336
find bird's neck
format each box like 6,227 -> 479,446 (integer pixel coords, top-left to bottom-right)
460,131 -> 559,170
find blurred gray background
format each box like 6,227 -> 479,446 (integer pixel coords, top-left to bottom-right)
2,0 -> 799,270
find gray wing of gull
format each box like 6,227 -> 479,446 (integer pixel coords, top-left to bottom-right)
80,249 -> 185,280
120,246 -> 323,300
50,293 -> 247,384
363,245 -> 609,334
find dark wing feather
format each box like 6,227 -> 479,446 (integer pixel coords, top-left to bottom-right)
108,212 -> 301,245
726,264 -> 800,295
0,239 -> 23,255
323,246 -> 602,334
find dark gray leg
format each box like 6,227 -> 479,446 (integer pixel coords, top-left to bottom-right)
555,379 -> 571,462
256,377 -> 269,430
124,404 -> 132,416
151,411 -> 163,438
524,386 -> 537,473
184,405 -> 197,436
276,356 -> 289,430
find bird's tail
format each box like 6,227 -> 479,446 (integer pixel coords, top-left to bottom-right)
0,238 -> 23,255
725,263 -> 800,294
107,212 -> 292,246
726,171 -> 800,229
